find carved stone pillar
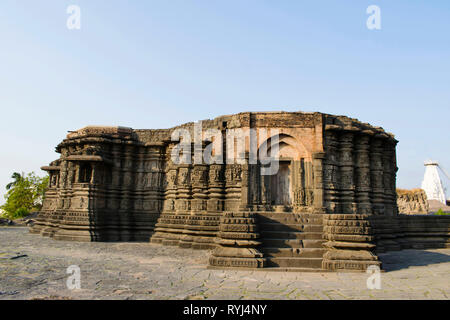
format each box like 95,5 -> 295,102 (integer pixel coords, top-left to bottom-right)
224,164 -> 242,211
207,164 -> 224,212
391,144 -> 399,215
312,152 -> 326,213
323,131 -> 340,213
135,149 -> 145,191
164,167 -> 177,212
175,165 -> 191,213
291,160 -> 304,211
120,147 -> 134,238
90,163 -> 98,185
354,134 -> 373,214
370,138 -> 385,215
152,165 -> 180,246
123,145 -> 135,188
67,162 -> 75,188
60,160 -> 68,189
338,132 -> 356,214
111,149 -> 121,188
260,169 -> 270,210
191,164 -> 209,213
383,141 -> 397,216
239,161 -> 250,211
179,164 -> 208,249
298,159 -> 306,207
249,163 -> 259,210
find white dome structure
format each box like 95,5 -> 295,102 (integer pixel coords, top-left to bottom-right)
421,160 -> 447,204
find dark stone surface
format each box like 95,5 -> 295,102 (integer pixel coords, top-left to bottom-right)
1,227 -> 449,300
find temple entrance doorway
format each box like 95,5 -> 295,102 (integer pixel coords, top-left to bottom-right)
271,160 -> 292,207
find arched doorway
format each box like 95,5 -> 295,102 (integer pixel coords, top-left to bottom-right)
271,160 -> 292,206
258,133 -> 306,211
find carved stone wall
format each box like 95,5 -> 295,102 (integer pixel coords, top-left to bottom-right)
322,119 -> 398,215
370,215 -> 450,252
397,189 -> 429,215
30,127 -> 165,241
319,116 -> 399,271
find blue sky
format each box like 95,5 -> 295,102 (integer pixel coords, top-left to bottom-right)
0,1 -> 449,203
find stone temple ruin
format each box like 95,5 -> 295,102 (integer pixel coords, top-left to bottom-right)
30,112 -> 450,271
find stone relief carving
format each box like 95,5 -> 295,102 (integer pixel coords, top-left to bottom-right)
225,165 -> 242,182
179,168 -> 190,185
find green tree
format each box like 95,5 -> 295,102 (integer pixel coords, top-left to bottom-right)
1,172 -> 49,219
6,172 -> 23,190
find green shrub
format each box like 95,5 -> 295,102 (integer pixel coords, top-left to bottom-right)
0,172 -> 48,219
13,207 -> 30,219
435,209 -> 450,216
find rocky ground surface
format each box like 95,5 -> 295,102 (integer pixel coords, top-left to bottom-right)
0,227 -> 449,300
0,212 -> 39,227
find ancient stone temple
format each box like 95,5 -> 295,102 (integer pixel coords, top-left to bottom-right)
30,112 -> 450,271
396,189 -> 429,215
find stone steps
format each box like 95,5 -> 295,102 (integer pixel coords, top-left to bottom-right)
257,213 -> 323,225
261,247 -> 326,258
261,238 -> 324,248
262,267 -> 327,272
266,257 -> 323,268
257,212 -> 325,269
258,223 -> 323,232
260,230 -> 323,240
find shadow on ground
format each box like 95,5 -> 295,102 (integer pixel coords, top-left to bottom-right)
379,249 -> 450,272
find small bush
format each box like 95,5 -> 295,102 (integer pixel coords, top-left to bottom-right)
13,207 -> 30,219
435,209 -> 450,216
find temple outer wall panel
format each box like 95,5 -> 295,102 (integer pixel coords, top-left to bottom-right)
31,128 -> 165,241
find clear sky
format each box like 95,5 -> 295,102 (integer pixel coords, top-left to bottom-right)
0,0 -> 449,204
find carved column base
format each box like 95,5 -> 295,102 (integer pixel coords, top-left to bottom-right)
178,213 -> 220,250
209,212 -> 266,269
209,245 -> 265,268
322,214 -> 381,272
207,199 -> 224,212
150,212 -> 186,246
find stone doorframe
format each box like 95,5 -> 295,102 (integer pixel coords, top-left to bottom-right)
271,158 -> 294,212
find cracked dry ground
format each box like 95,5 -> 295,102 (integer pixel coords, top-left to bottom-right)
0,227 -> 449,300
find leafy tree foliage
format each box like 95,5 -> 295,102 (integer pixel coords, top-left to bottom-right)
6,172 -> 23,190
1,172 -> 49,219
